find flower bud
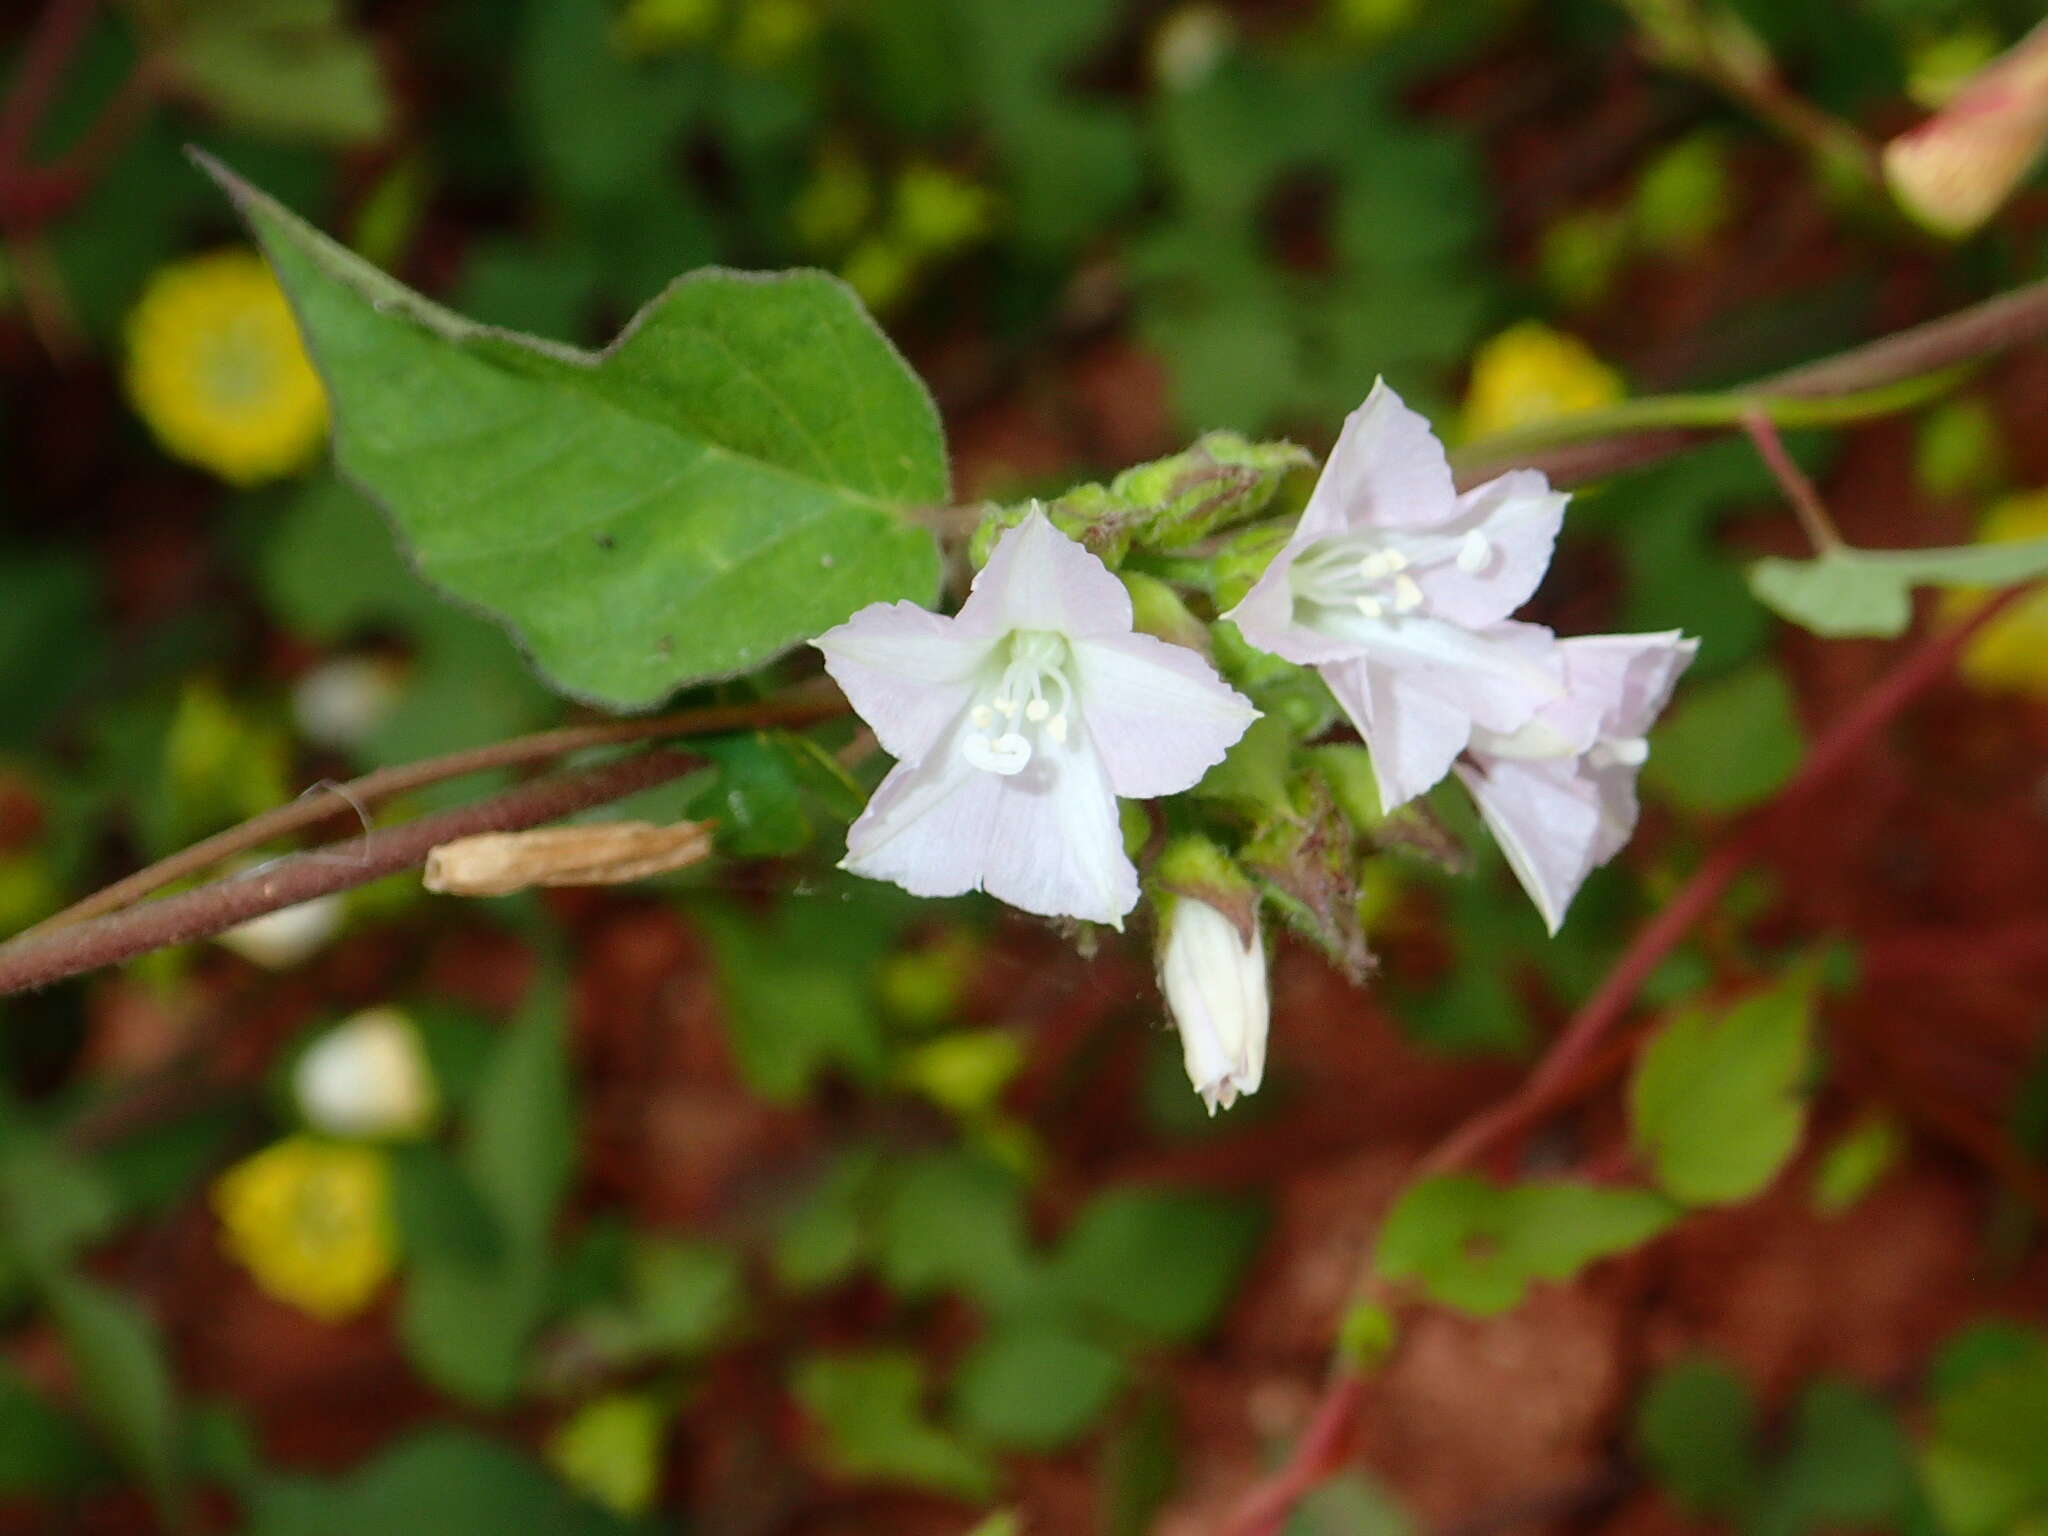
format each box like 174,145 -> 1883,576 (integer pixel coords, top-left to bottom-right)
293,1006 -> 436,1140
1158,894 -> 1268,1115
1884,19 -> 2048,239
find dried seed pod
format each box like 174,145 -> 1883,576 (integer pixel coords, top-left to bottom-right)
423,820 -> 713,896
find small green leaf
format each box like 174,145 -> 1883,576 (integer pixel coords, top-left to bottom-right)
1643,662 -> 1804,814
1374,1176 -> 1678,1316
1634,1358 -> 1760,1514
1048,1190 -> 1264,1344
401,974 -> 575,1406
1921,1333 -> 2048,1536
951,1322 -> 1127,1451
1749,1380 -> 1916,1536
1749,537 -> 2048,639
159,0 -> 391,144
1630,978 -> 1812,1207
44,1274 -> 182,1509
204,155 -> 946,709
790,1351 -> 996,1501
247,1427 -> 629,1536
0,1365 -> 104,1495
877,1152 -> 1037,1311
1810,1114 -> 1904,1216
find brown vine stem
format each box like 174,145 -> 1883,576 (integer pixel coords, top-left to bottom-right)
1219,583 -> 2036,1536
1741,407 -> 1844,554
0,749 -> 700,997
1450,276 -> 2048,491
6,679 -> 846,944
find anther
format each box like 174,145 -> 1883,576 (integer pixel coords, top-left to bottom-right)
1355,596 -> 1385,619
1046,714 -> 1069,744
1024,698 -> 1050,722
970,705 -> 994,729
1392,574 -> 1424,613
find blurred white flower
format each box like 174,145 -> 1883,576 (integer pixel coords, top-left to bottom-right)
216,892 -> 344,970
1160,896 -> 1268,1115
291,655 -> 403,751
293,1006 -> 436,1140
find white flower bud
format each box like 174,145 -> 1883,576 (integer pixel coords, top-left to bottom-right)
292,656 -> 403,751
293,1006 -> 436,1140
216,893 -> 344,970
1159,897 -> 1268,1115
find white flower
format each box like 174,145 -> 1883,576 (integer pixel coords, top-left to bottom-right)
815,510 -> 1259,926
216,892 -> 344,970
1455,629 -> 1697,934
1227,379 -> 1569,812
1159,896 -> 1268,1114
292,1006 -> 437,1140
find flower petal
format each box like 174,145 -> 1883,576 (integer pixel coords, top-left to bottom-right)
842,715 -> 1137,926
1418,469 -> 1568,627
1564,630 -> 1698,739
1308,378 -> 1459,532
1071,633 -> 1259,799
962,507 -> 1134,638
1322,656 -> 1473,812
814,601 -> 995,763
1456,758 -> 1604,935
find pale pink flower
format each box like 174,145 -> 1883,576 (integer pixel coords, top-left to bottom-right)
1227,380 -> 1568,811
815,510 -> 1258,926
1455,629 -> 1697,934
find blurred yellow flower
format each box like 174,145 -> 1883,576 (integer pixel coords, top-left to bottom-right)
213,1136 -> 395,1321
1462,321 -> 1624,441
840,236 -> 913,313
548,1394 -> 665,1516
1948,490 -> 2048,697
125,250 -> 327,487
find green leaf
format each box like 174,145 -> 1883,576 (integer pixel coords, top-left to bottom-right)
400,974 -> 575,1406
0,1365 -> 104,1495
43,1274 -> 182,1509
951,1322 -> 1127,1451
1922,1335 -> 2048,1536
246,1427 -> 628,1536
159,0 -> 391,144
1749,537 -> 2048,639
1750,1380 -> 1916,1536
1048,1190 -> 1264,1344
697,891 -> 898,1101
0,1125 -> 120,1276
1810,1114 -> 1904,1216
1630,978 -> 1813,1207
774,1148 -> 881,1292
203,155 -> 946,709
878,1152 -> 1037,1310
1373,1176 -> 1678,1316
1643,662 -> 1804,815
790,1351 -> 996,1501
1634,1358 -> 1760,1515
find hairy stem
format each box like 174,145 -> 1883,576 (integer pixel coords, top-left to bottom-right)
0,750 -> 701,997
8,679 -> 845,943
1451,277 -> 2048,490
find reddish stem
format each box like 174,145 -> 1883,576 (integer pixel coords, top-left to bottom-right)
0,0 -> 99,171
1221,585 -> 2033,1536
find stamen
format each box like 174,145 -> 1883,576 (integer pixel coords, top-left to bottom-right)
1596,735 -> 1649,767
1355,596 -> 1385,619
1024,698 -> 1050,722
970,705 -> 994,729
993,696 -> 1019,717
1045,714 -> 1069,744
1392,574 -> 1425,613
1456,529 -> 1492,574
962,731 -> 1032,775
